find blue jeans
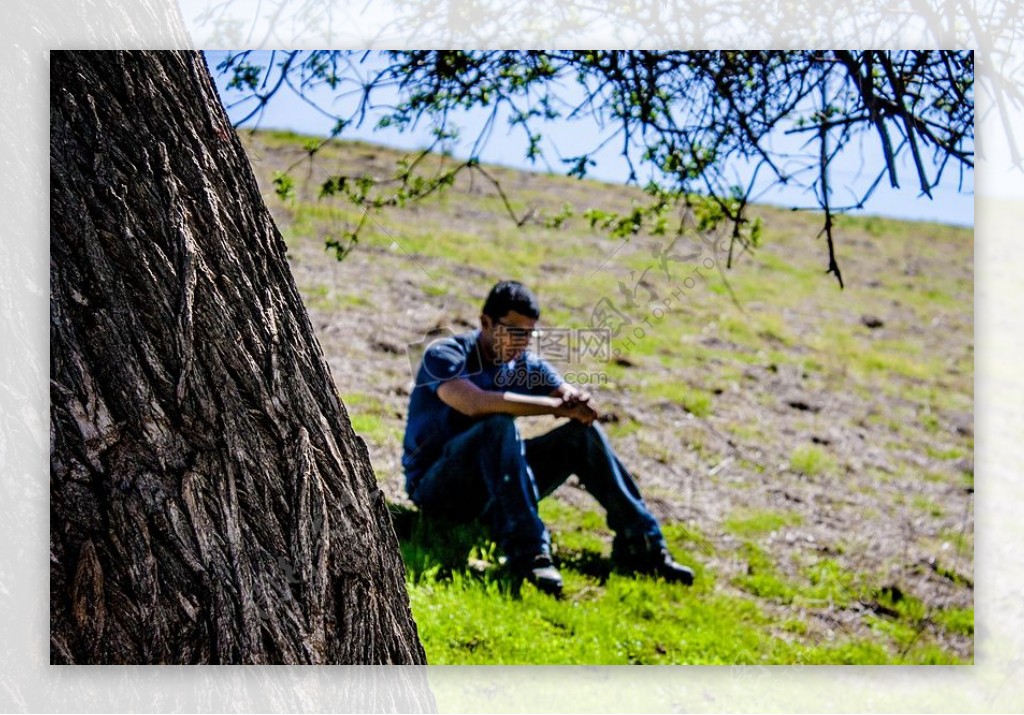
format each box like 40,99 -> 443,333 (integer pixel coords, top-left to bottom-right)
407,415 -> 665,561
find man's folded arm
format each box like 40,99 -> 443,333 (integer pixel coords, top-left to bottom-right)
437,378 -> 565,418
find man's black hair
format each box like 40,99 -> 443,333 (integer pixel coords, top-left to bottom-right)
482,280 -> 541,319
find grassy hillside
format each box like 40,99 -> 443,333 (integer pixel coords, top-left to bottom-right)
239,128 -> 974,664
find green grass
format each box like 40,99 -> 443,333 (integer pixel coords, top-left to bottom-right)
408,569 -> 791,664
912,494 -> 945,518
539,499 -> 612,557
394,499 -> 968,665
342,392 -> 401,446
636,377 -> 714,417
732,542 -> 797,602
300,282 -> 373,311
926,444 -> 967,460
934,607 -> 974,637
400,521 -> 968,664
716,313 -> 796,349
601,418 -> 642,440
724,508 -> 803,537
789,445 -> 837,476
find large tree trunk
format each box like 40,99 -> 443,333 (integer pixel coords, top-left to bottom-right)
49,50 -> 427,665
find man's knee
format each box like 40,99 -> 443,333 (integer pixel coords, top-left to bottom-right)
562,418 -> 602,441
477,413 -> 518,436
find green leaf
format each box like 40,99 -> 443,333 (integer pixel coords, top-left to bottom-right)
272,171 -> 296,202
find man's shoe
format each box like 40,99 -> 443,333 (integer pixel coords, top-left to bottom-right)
510,553 -> 564,596
616,548 -> 695,586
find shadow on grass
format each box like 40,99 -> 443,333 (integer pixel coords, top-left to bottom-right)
387,502 -> 613,593
555,548 -> 612,584
387,502 -> 504,582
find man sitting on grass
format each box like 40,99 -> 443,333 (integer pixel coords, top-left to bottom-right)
402,280 -> 694,595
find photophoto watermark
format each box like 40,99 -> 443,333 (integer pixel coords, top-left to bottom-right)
406,325 -> 614,387
588,232 -> 733,359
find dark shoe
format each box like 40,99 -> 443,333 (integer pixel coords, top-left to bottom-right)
509,553 -> 564,596
616,548 -> 695,586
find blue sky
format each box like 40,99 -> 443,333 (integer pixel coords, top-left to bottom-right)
204,50 -> 974,227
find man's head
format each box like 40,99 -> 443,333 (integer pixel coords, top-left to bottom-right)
480,280 -> 540,363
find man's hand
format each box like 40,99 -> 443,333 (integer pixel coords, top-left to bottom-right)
564,389 -> 592,406
555,391 -> 599,426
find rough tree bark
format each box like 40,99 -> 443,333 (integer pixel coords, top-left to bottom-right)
50,50 -> 427,665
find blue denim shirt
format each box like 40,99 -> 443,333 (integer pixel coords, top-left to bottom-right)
401,329 -> 562,489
